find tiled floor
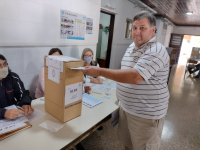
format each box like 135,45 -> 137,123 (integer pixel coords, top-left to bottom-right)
80,63 -> 200,150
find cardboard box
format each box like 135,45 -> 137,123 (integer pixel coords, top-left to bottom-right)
166,47 -> 179,65
44,56 -> 85,122
190,47 -> 200,60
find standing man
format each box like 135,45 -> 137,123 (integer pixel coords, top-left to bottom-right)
82,11 -> 169,150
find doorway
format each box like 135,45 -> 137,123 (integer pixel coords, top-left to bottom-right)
178,35 -> 200,65
96,11 -> 115,68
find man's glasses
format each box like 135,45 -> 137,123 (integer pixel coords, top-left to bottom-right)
0,61 -> 8,68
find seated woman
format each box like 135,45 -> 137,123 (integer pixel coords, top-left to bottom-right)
81,48 -> 104,131
0,54 -> 34,120
35,48 -> 91,99
35,48 -> 63,98
81,48 -> 104,84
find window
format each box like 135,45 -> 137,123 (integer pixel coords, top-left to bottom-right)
125,19 -> 133,39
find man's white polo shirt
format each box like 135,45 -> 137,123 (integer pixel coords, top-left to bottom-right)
117,36 -> 170,119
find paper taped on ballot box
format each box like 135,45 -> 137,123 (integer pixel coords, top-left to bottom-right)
48,66 -> 60,84
65,82 -> 83,105
46,56 -> 77,84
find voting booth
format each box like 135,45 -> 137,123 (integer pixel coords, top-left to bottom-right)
44,56 -> 85,122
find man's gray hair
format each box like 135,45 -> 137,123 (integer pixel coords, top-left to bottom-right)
133,11 -> 156,27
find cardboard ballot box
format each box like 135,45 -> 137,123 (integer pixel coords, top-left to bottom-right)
44,56 -> 85,122
190,47 -> 200,60
166,47 -> 179,65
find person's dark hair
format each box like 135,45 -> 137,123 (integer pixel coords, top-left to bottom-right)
133,11 -> 156,27
48,48 -> 63,55
0,54 -> 12,78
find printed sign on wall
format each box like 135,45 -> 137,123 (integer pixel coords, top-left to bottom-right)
86,18 -> 93,34
60,10 -> 86,40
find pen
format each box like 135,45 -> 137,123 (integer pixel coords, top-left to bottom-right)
15,105 -> 25,111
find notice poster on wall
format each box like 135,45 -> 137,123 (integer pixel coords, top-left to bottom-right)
60,10 -> 86,40
86,18 -> 93,34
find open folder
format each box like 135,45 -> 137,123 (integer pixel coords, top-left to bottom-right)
0,122 -> 32,141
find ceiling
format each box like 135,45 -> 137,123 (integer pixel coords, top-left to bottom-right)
139,0 -> 200,26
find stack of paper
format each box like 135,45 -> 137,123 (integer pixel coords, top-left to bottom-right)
0,105 -> 29,135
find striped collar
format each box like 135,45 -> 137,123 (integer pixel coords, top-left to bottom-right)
127,36 -> 156,53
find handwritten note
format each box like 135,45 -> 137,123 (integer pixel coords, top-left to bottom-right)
0,105 -> 29,134
0,116 -> 29,134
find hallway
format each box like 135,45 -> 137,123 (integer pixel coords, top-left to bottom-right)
161,64 -> 200,149
81,64 -> 200,150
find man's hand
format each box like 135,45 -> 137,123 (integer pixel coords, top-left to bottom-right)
22,105 -> 34,115
90,77 -> 104,84
82,66 -> 101,77
84,86 -> 91,94
4,109 -> 24,119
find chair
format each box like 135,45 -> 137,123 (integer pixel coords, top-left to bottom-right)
184,59 -> 198,78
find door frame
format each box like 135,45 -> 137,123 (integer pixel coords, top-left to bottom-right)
100,10 -> 115,68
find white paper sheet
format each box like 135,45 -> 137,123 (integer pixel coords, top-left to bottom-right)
194,47 -> 199,51
4,105 -> 18,110
48,66 -> 60,84
70,67 -> 85,70
102,81 -> 117,89
91,81 -> 116,92
47,56 -> 77,73
0,121 -> 27,134
65,82 -> 83,105
0,105 -> 29,134
39,120 -> 64,132
84,82 -> 96,86
25,109 -> 46,123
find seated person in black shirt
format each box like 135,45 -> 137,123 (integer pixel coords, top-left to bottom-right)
0,54 -> 34,119
189,63 -> 200,78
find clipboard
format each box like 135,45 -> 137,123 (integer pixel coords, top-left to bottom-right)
0,122 -> 32,141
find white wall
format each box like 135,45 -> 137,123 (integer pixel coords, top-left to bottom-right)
164,25 -> 173,47
103,0 -> 173,69
172,26 -> 200,36
0,0 -> 101,98
156,18 -> 162,42
102,0 -> 141,69
155,17 -> 173,47
0,0 -> 100,46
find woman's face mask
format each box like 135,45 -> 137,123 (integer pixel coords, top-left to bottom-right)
84,56 -> 93,64
0,67 -> 8,79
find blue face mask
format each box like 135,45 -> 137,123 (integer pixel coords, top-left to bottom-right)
84,56 -> 93,64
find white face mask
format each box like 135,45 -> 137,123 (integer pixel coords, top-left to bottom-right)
0,67 -> 8,79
